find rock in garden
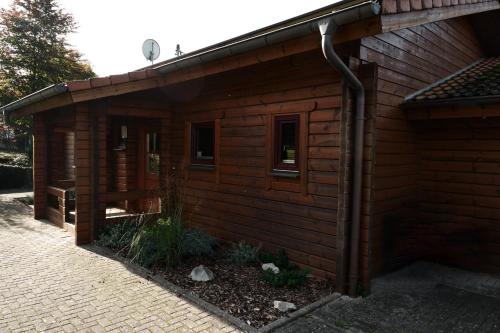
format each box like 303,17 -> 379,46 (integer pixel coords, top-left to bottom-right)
273,301 -> 297,312
189,265 -> 214,282
262,263 -> 280,274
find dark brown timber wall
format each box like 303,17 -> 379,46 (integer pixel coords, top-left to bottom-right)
168,49 -> 346,279
415,117 -> 500,275
360,16 -> 483,278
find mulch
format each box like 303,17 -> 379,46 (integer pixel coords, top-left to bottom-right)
157,249 -> 335,328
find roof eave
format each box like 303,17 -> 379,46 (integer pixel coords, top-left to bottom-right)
2,0 -> 381,120
1,84 -> 68,122
403,95 -> 500,110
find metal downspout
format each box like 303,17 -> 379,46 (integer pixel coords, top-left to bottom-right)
319,19 -> 365,297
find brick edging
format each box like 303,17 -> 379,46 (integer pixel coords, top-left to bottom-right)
87,244 -> 341,333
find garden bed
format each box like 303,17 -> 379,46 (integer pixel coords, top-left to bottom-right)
159,249 -> 334,328
97,216 -> 335,328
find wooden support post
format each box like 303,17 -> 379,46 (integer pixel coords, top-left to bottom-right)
74,103 -> 92,245
33,113 -> 48,219
159,116 -> 170,214
95,105 -> 107,237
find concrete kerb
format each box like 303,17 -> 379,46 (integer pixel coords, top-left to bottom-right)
87,244 -> 342,333
258,293 -> 342,333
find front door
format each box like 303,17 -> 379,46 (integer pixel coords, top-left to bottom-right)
138,122 -> 160,212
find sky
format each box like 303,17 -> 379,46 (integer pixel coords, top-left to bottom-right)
0,0 -> 335,77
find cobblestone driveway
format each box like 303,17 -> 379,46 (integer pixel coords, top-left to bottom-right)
0,192 -> 239,333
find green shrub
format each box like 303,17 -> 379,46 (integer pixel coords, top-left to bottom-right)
229,240 -> 260,265
0,164 -> 32,189
181,229 -> 217,257
262,267 -> 310,288
0,151 -> 30,167
260,249 -> 310,288
128,217 -> 183,268
11,154 -> 30,167
258,251 -> 275,264
259,249 -> 290,269
96,219 -> 140,251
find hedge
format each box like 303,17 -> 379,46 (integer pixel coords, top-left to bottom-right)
0,164 -> 32,189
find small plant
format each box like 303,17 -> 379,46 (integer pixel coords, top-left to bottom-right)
181,229 -> 217,257
258,251 -> 275,264
335,319 -> 350,329
357,283 -> 369,298
25,195 -> 34,205
128,217 -> 184,268
262,266 -> 310,288
260,249 -> 310,288
96,218 -> 141,252
228,240 -> 260,265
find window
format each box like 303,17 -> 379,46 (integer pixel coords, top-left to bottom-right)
274,115 -> 299,171
147,132 -> 160,174
191,122 -> 215,164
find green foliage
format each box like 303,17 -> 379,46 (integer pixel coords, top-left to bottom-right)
98,186 -> 217,269
258,251 -> 275,264
259,249 -> 290,269
0,151 -> 30,166
128,217 -> 184,269
96,219 -> 140,252
335,319 -> 350,329
228,240 -> 260,265
181,228 -> 216,257
260,249 -> 310,288
262,268 -> 310,288
0,0 -> 95,133
0,163 -> 31,189
357,283 -> 369,298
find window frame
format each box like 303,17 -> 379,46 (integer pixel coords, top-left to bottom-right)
191,121 -> 215,165
273,114 -> 300,172
146,132 -> 160,175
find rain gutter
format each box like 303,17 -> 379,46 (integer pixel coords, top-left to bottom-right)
1,83 -> 68,122
318,4 -> 379,296
154,0 -> 380,74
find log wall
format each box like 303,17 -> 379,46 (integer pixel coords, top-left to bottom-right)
414,117 -> 500,275
168,49 -> 345,279
360,16 -> 483,277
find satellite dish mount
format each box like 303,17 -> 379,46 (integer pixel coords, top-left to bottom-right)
142,39 -> 160,65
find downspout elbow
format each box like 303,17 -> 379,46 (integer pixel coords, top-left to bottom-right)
319,18 -> 366,297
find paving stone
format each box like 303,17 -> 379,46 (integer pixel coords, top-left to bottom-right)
277,262 -> 500,333
0,193 -> 240,333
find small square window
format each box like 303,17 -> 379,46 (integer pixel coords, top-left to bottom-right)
191,122 -> 215,165
274,115 -> 299,171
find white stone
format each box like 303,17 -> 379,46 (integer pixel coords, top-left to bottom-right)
273,301 -> 297,312
262,263 -> 280,274
189,265 -> 214,282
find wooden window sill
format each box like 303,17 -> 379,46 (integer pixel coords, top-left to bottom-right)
188,164 -> 215,171
269,169 -> 300,178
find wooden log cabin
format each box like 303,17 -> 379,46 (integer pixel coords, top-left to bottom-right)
2,0 -> 500,295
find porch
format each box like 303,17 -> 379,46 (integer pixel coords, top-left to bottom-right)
32,95 -> 170,244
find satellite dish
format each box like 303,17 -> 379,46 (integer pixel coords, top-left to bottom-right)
142,39 -> 160,63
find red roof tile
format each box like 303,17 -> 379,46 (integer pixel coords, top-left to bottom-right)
404,57 -> 500,105
66,69 -> 156,92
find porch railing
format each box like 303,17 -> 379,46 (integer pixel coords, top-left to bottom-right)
47,185 -> 75,227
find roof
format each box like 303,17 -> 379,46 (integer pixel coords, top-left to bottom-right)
2,0 -> 499,120
404,57 -> 500,108
381,0 -> 498,14
1,0 -> 380,120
